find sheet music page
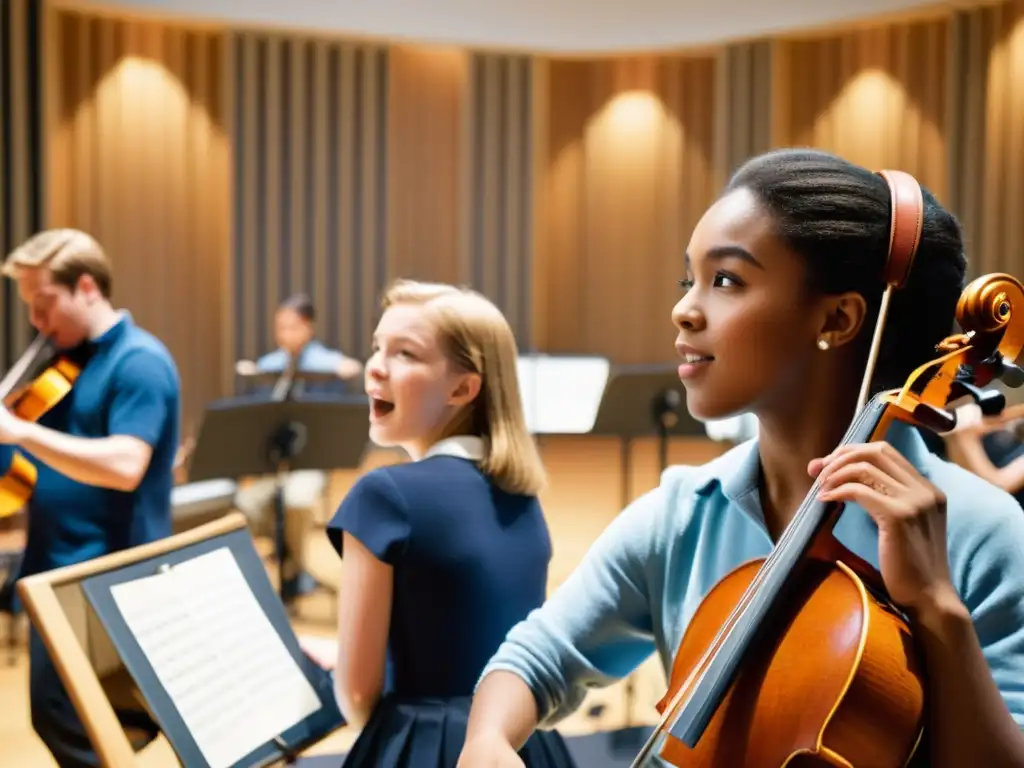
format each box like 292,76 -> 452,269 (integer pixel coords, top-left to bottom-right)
110,547 -> 322,768
516,356 -> 539,433
533,356 -> 610,433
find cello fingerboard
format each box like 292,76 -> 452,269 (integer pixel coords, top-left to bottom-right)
666,395 -> 889,748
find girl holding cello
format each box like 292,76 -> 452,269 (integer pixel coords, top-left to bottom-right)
457,149 -> 1024,767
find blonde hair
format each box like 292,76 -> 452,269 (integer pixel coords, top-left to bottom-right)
382,279 -> 547,496
3,229 -> 112,297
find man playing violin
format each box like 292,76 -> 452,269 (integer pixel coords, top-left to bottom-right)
458,150 -> 1024,767
1,229 -> 180,768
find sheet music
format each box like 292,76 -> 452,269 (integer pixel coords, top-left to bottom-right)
110,547 -> 321,768
517,355 -> 610,434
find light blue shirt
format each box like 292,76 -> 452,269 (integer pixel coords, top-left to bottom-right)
255,340 -> 351,397
481,420 -> 1024,733
256,339 -> 347,374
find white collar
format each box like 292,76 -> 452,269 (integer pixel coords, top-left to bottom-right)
421,435 -> 486,462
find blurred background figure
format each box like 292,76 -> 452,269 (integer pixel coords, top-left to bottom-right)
943,401 -> 1024,509
234,293 -> 364,600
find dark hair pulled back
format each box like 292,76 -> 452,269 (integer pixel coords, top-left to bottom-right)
724,148 -> 967,392
279,292 -> 316,323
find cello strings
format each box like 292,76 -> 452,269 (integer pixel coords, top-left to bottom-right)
654,400 -> 882,744
633,408 -> 881,766
641,305 -> 896,761
658,305 -> 892,724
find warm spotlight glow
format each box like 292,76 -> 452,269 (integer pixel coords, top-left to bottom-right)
86,54 -> 218,199
602,90 -> 664,138
828,66 -> 933,171
845,68 -> 896,121
109,55 -> 189,102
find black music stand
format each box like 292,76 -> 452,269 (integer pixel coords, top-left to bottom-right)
592,363 -> 706,507
591,364 -> 705,727
188,394 -> 370,606
240,368 -> 353,399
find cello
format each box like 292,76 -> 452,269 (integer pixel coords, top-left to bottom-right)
629,169 -> 1024,767
0,334 -> 82,519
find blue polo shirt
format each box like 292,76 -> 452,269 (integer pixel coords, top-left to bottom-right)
481,420 -> 1024,733
13,312 -> 180,577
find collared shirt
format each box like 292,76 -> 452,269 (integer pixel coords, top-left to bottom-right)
15,312 -> 181,576
422,435 -> 486,462
327,433 -> 551,699
480,420 -> 1024,734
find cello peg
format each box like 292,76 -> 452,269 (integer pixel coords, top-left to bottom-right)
950,380 -> 1006,416
998,356 -> 1024,388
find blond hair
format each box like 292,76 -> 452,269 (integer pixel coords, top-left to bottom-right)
382,279 -> 547,496
3,229 -> 112,297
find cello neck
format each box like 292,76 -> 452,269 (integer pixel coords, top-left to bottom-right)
661,394 -> 890,750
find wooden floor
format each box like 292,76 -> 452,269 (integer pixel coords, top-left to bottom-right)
0,435 -> 727,766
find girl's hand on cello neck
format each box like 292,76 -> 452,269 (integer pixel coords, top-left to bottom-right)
809,441 -> 962,620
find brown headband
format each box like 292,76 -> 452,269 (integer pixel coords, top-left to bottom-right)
877,169 -> 924,290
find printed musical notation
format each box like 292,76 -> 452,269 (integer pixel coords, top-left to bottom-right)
110,547 -> 321,768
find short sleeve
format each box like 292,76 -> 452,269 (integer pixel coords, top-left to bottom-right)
942,466 -> 1024,730
952,497 -> 1024,728
107,351 -> 177,447
326,469 -> 411,565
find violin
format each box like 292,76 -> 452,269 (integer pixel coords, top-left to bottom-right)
0,334 -> 82,518
630,169 -> 1024,767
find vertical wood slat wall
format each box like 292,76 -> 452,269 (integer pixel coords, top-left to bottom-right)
23,0 -> 1024,419
465,52 -> 534,346
0,0 -> 43,369
229,33 -> 387,368
44,9 -> 231,432
948,0 -> 1024,278
232,42 -> 535,360
533,56 -> 717,364
773,19 -> 950,200
713,40 -> 773,189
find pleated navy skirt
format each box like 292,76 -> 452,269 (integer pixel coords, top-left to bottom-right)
341,694 -> 577,768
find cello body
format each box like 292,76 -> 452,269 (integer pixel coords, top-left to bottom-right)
656,556 -> 925,768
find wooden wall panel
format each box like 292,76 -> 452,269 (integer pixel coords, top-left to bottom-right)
384,49 -> 536,346
229,32 -> 386,370
44,8 -> 230,433
773,19 -> 949,200
465,53 -> 535,346
385,46 -> 465,287
714,40 -> 773,188
533,56 -> 717,364
947,1 -> 1024,279
0,0 -> 43,368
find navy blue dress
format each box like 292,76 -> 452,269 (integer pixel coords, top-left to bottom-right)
327,451 -> 575,768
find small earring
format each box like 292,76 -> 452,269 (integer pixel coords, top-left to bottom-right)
817,338 -> 830,351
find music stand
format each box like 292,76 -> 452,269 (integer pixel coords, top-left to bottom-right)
240,368 -> 352,400
17,513 -> 344,767
188,394 -> 370,605
592,363 -> 704,502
